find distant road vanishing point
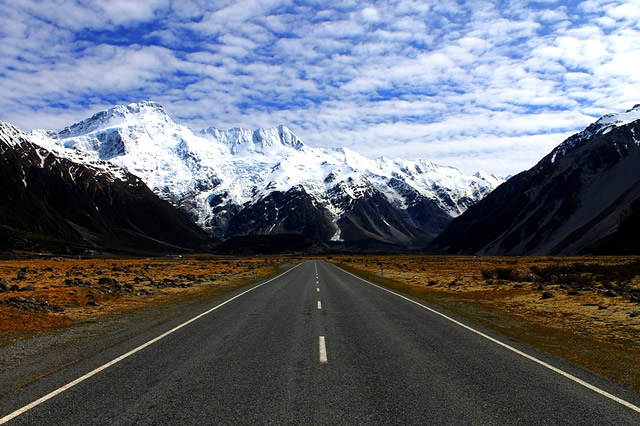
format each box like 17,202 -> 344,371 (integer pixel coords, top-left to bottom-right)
1,261 -> 639,424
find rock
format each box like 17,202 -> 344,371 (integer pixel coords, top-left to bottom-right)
98,277 -> 119,286
9,285 -> 20,292
537,284 -> 546,290
19,285 -> 36,292
0,278 -> 10,292
64,278 -> 92,287
427,280 -> 438,286
604,289 -> 617,297
86,301 -> 100,307
567,290 -> 580,296
0,296 -> 64,313
541,291 -> 554,300
629,311 -> 640,318
96,277 -> 133,296
631,294 -> 640,303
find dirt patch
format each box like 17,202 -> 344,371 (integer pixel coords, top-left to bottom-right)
331,255 -> 640,392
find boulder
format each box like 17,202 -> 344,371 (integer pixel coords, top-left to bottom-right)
541,291 -> 554,300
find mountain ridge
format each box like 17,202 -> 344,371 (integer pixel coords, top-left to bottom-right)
27,100 -> 503,249
429,105 -> 640,255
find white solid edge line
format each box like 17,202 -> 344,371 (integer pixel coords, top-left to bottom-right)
0,262 -> 306,425
336,266 -> 640,414
319,336 -> 328,364
317,301 -> 322,310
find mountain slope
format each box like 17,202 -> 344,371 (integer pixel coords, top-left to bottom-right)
429,105 -> 640,255
31,101 -> 502,249
0,121 -> 215,254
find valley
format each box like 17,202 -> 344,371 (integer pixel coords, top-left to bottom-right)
3,2 -> 640,422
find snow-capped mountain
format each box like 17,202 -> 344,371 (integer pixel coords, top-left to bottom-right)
430,104 -> 640,255
544,104 -> 640,165
29,101 -> 503,249
0,120 -> 213,254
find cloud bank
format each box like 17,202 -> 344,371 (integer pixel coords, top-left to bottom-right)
1,0 -> 639,176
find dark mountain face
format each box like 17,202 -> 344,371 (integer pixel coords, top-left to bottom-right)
222,182 -> 436,251
331,183 -> 433,250
429,117 -> 640,255
225,186 -> 337,241
0,122 -> 215,254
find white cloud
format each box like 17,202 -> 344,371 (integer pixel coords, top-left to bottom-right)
1,0 -> 639,176
99,0 -> 170,25
361,7 -> 380,22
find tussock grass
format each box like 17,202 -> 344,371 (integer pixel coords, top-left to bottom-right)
0,255 -> 290,337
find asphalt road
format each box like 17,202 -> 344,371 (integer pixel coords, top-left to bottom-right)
1,260 -> 639,425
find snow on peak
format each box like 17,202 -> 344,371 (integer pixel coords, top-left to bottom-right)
199,124 -> 306,156
473,171 -> 503,187
0,120 -> 129,182
546,103 -> 640,165
58,100 -> 171,138
592,104 -> 640,132
0,121 -> 27,147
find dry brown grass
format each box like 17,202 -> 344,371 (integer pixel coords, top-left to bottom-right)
0,255 -> 294,336
331,255 -> 640,391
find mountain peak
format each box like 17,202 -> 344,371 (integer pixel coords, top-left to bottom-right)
58,100 -> 171,139
592,104 -> 640,131
0,121 -> 28,149
543,103 -> 640,166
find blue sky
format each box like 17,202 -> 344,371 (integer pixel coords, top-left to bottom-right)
1,0 -> 639,176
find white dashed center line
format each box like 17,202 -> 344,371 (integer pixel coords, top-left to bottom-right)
319,336 -> 328,364
317,301 -> 322,310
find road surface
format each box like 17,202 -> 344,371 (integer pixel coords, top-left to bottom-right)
1,260 -> 639,424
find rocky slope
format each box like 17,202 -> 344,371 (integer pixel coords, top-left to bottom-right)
429,105 -> 640,255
